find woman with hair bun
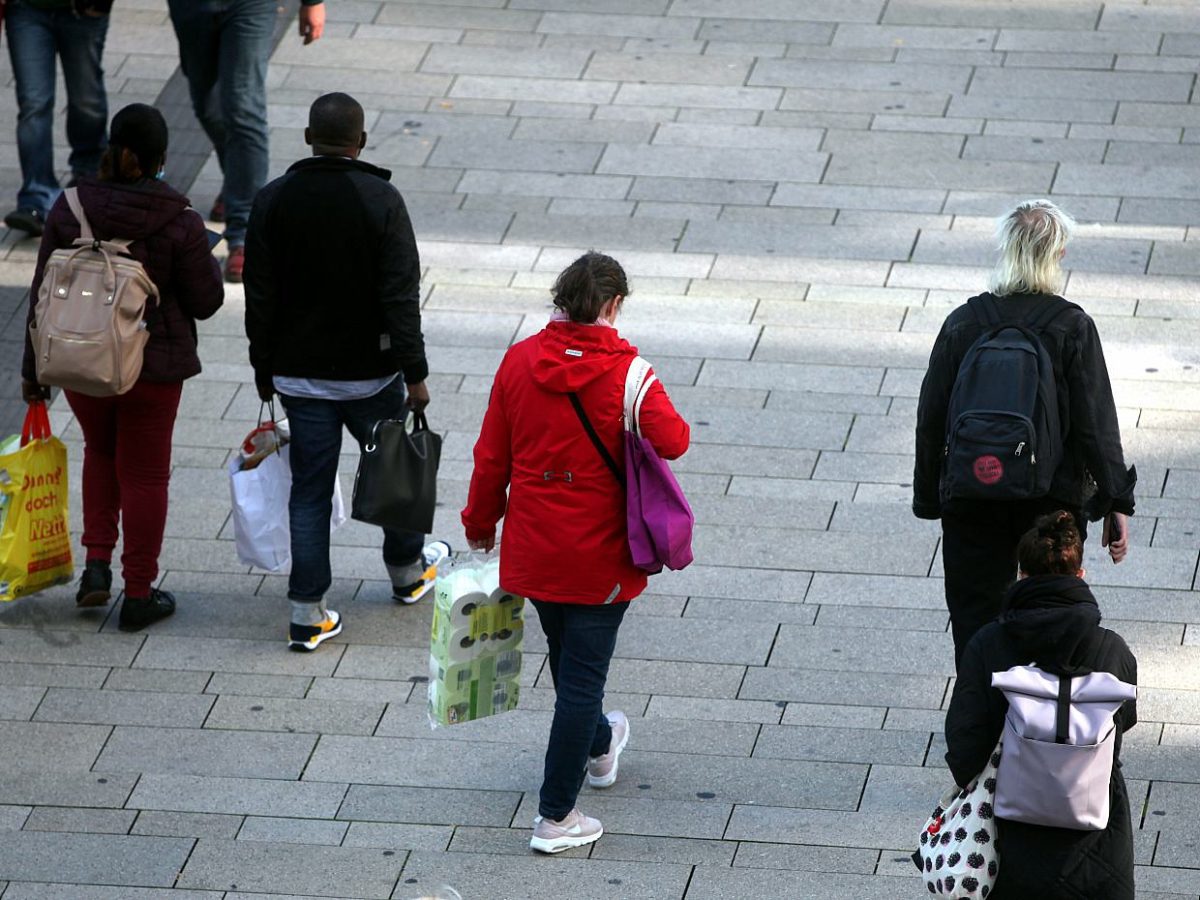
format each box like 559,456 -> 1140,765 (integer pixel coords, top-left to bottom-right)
21,103 -> 224,630
943,510 -> 1137,899
462,251 -> 690,854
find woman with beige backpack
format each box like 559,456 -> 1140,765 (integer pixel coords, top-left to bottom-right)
21,103 -> 223,631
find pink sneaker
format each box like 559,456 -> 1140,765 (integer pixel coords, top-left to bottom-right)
587,710 -> 629,789
529,808 -> 603,854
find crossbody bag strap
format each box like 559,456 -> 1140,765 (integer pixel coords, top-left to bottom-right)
568,393 -> 626,487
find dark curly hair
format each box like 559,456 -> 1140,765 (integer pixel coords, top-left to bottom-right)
1017,510 -> 1083,576
551,251 -> 628,324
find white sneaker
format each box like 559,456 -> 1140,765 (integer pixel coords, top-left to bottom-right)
587,711 -> 629,789
529,808 -> 603,854
389,540 -> 451,604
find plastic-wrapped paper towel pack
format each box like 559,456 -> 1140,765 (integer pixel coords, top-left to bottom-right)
428,552 -> 523,727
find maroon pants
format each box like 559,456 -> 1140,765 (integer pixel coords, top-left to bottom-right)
65,380 -> 183,598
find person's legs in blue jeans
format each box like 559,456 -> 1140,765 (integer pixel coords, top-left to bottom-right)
340,379 -> 426,570
213,0 -> 274,248
277,393 -> 342,613
166,0 -> 226,165
531,599 -> 628,820
56,10 -> 109,180
6,2 -> 60,214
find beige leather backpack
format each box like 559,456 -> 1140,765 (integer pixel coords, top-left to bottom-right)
30,188 -> 159,397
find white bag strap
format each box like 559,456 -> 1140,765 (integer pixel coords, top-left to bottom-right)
622,355 -> 655,438
64,186 -> 134,253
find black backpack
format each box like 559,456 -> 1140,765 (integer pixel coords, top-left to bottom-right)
942,295 -> 1076,501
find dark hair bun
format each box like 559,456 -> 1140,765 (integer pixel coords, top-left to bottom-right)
1019,510 -> 1083,576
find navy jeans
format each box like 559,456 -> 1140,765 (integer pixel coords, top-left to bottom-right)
278,379 -> 425,603
166,0 -> 274,247
6,0 -> 109,214
531,598 -> 628,820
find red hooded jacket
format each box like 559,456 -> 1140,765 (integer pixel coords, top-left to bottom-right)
462,321 -> 690,605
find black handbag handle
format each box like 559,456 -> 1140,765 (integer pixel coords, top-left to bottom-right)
569,393 -> 625,488
364,412 -> 433,456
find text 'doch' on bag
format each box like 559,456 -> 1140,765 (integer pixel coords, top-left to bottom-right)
351,412 -> 442,536
0,402 -> 73,601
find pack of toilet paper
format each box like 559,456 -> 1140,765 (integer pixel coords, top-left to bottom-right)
428,553 -> 524,727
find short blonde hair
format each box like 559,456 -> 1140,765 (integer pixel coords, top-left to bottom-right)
989,199 -> 1074,297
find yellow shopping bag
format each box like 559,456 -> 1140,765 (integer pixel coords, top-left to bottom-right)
0,402 -> 73,601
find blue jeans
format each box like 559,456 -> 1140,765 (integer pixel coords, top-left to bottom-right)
6,0 -> 109,214
166,0 -> 274,247
531,598 -> 629,820
278,379 -> 425,603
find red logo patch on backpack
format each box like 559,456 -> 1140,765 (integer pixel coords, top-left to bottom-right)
973,455 -> 1003,485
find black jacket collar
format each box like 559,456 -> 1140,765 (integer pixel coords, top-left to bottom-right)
286,155 -> 392,181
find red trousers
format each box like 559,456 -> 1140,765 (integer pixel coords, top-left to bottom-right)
65,380 -> 183,598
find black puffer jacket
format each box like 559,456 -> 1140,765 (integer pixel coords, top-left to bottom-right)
243,155 -> 427,385
914,292 -> 1136,522
945,575 -> 1138,900
23,178 -> 224,383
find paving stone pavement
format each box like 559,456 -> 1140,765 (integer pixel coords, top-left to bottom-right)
1,1 -> 1199,897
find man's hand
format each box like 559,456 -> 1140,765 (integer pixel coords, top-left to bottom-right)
406,381 -> 430,412
254,370 -> 275,403
298,2 -> 325,44
1102,512 -> 1129,564
21,380 -> 49,404
467,536 -> 495,553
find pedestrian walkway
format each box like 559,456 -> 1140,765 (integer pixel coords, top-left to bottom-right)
0,2 -> 1199,897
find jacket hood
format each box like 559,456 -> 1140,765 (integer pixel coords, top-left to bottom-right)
286,155 -> 393,181
999,574 -> 1103,673
531,321 -> 637,393
75,178 -> 190,240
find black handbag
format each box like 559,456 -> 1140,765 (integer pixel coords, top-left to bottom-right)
350,412 -> 441,534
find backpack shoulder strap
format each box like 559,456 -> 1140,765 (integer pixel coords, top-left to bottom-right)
568,393 -> 626,487
1055,674 -> 1072,745
1025,297 -> 1077,333
63,188 -> 94,242
968,294 -> 1001,328
64,187 -> 136,254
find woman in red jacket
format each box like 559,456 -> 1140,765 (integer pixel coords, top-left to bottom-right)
21,103 -> 224,631
462,252 -> 690,854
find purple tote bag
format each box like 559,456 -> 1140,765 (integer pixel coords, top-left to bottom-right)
623,358 -> 694,573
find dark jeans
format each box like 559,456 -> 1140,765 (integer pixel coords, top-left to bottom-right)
6,0 -> 109,215
278,379 -> 424,602
166,0 -> 274,247
531,598 -> 628,820
942,497 -> 1087,668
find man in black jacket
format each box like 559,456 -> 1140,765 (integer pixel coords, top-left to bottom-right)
914,200 -> 1136,667
244,92 -> 438,652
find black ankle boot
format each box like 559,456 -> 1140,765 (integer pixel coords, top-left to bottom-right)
118,589 -> 176,632
76,560 -> 112,608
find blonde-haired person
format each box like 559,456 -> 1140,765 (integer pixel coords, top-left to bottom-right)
913,199 -> 1136,668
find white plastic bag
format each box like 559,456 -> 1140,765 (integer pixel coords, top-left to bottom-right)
229,445 -> 346,572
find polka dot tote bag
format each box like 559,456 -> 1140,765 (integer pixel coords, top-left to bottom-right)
912,741 -> 1001,897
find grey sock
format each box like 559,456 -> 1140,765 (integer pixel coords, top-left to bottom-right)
291,598 -> 328,627
387,560 -> 424,588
